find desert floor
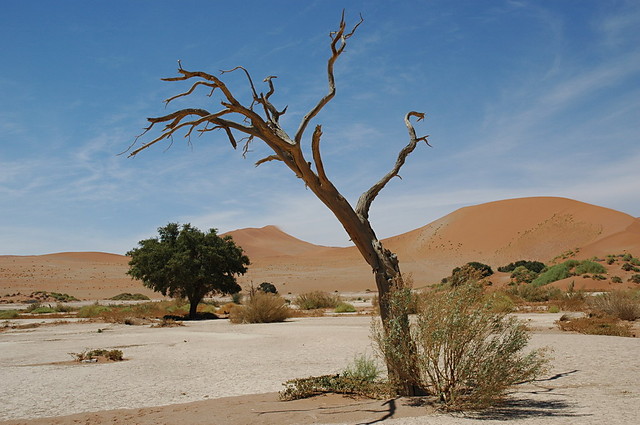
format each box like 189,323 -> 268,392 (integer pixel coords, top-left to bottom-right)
1,314 -> 639,425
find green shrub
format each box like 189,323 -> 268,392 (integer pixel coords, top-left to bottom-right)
557,315 -> 633,337
532,263 -> 571,286
629,274 -> 640,284
575,260 -> 606,275
231,292 -> 243,304
334,302 -> 356,313
630,257 -> 640,266
509,284 -> 563,302
611,276 -> 623,284
484,292 -> 516,313
622,263 -> 640,272
28,306 -> 57,314
0,310 -> 19,319
77,304 -> 113,318
373,285 -> 547,410
342,353 -> 381,382
229,292 -> 292,323
510,266 -> 538,284
294,291 -> 341,310
279,374 -> 389,401
548,305 -> 560,313
622,253 -> 633,261
410,284 -> 547,409
109,293 -> 150,301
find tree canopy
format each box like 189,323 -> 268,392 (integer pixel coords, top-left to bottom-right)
127,223 -> 249,319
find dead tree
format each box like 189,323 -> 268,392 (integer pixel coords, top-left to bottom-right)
128,13 -> 429,395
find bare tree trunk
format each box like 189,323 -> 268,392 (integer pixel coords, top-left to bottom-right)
127,13 -> 429,396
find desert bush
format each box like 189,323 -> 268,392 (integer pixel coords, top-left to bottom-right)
109,293 -> 150,301
611,276 -> 622,284
484,291 -> 516,313
575,260 -> 607,275
498,260 -> 546,273
444,263 -> 492,287
508,284 -> 563,302
532,263 -> 571,286
629,274 -> 640,284
510,266 -> 538,284
589,291 -> 640,321
548,305 -> 560,313
257,282 -> 278,294
334,302 -> 356,313
0,310 -> 19,319
231,292 -> 243,304
622,253 -> 633,262
294,291 -> 341,310
556,314 -> 633,337
630,257 -> 640,266
71,348 -> 124,362
279,374 -> 389,401
77,304 -> 113,318
229,292 -> 291,324
622,263 -> 640,272
411,284 -> 547,409
28,305 -> 57,314
373,284 -> 547,410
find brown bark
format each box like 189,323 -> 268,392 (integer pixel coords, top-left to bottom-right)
127,12 -> 429,396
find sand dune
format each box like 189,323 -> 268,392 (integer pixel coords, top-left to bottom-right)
1,197 -> 638,299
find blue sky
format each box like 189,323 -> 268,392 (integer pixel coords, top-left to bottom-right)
1,0 -> 639,255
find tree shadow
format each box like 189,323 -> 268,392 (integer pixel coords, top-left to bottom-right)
162,312 -> 219,321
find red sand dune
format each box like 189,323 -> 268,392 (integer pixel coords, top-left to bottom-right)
1,197 -> 638,298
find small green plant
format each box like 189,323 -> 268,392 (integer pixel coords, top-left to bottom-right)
28,305 -> 57,314
342,353 -> 381,382
294,291 -> 341,310
334,302 -> 356,313
0,310 -> 19,319
77,304 -> 113,318
622,263 -> 640,272
279,374 -> 389,401
109,293 -> 150,301
622,253 -> 633,262
257,282 -> 278,294
229,292 -> 292,323
629,274 -> 640,284
575,260 -> 607,275
231,292 -> 243,304
548,305 -> 560,313
611,276 -> 623,284
532,263 -> 571,286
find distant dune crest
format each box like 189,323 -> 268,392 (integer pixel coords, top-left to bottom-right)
2,197 -> 638,296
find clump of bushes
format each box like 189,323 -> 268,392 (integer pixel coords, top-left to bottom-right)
294,291 -> 341,310
589,290 -> 640,321
556,314 -> 633,337
31,291 -> 79,302
498,260 -> 546,273
257,282 -> 278,294
574,260 -> 606,275
109,293 -> 150,301
441,262 -> 493,287
0,310 -> 19,319
229,292 -> 291,324
373,284 -> 548,410
532,263 -> 571,286
334,302 -> 356,313
629,274 -> 640,284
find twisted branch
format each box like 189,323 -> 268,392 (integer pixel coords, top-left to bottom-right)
355,112 -> 430,219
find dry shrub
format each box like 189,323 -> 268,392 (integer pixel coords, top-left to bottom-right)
374,284 -> 548,410
229,292 -> 292,324
589,290 -> 640,321
294,291 -> 341,310
71,348 -> 124,362
279,375 -> 389,401
556,314 -> 633,337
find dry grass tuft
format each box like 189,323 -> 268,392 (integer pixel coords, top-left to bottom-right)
229,292 -> 292,324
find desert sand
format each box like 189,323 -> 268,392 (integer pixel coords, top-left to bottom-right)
1,314 -> 639,424
1,197 -> 639,300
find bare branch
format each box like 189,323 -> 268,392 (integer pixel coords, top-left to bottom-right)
311,125 -> 328,182
355,111 -> 430,219
163,81 -> 217,106
294,13 -> 363,145
255,155 -> 282,167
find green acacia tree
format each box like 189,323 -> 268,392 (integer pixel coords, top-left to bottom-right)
127,223 -> 249,319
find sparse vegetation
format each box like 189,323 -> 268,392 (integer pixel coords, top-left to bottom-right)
70,348 -> 124,362
279,374 -> 389,401
229,292 -> 292,324
629,274 -> 640,284
0,310 -> 19,319
334,302 -> 356,313
109,293 -> 150,301
442,262 -> 493,287
294,291 -> 341,310
557,314 -> 633,337
589,290 -> 640,321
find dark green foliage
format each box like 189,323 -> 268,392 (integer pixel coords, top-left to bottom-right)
510,266 -> 538,284
575,260 -> 606,275
498,260 -> 546,273
443,262 -> 493,287
466,262 -> 494,276
611,276 -> 623,283
257,282 -> 278,294
109,293 -> 151,301
629,274 -> 640,284
127,223 -> 249,319
532,263 -> 571,286
622,263 -> 640,272
334,302 -> 356,313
